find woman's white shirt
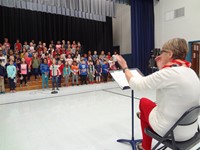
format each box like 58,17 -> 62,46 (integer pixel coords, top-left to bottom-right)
129,66 -> 200,141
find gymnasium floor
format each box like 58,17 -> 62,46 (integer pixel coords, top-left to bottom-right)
0,82 -> 199,150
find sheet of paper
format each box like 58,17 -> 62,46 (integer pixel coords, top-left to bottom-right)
110,68 -> 143,90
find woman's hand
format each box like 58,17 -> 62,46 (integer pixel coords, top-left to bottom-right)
116,55 -> 133,82
116,55 -> 128,69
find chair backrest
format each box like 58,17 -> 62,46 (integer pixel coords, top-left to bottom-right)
177,105 -> 200,126
145,105 -> 200,150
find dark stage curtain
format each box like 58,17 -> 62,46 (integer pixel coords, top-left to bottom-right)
0,6 -> 113,54
131,0 -> 155,75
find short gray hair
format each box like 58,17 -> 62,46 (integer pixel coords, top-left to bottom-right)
162,38 -> 188,60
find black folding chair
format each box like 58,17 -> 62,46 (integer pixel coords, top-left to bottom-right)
145,105 -> 200,150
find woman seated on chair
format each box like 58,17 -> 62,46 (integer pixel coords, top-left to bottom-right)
116,38 -> 200,150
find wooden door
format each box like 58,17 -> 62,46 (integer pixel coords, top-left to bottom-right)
191,43 -> 200,76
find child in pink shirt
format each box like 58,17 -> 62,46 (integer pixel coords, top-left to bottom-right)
19,58 -> 28,86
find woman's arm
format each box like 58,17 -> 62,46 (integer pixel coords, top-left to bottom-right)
116,55 -> 172,91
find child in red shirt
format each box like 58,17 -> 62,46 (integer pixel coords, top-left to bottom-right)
14,39 -> 22,52
58,60 -> 64,87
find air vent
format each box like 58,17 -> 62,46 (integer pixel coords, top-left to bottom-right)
174,7 -> 185,18
165,7 -> 185,21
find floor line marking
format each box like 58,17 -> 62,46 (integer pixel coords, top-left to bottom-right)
0,86 -> 119,106
102,89 -> 140,100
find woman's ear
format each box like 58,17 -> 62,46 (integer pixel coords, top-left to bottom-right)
168,51 -> 173,59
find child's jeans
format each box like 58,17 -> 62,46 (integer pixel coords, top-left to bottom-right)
88,73 -> 94,82
20,74 -> 27,85
52,76 -> 58,90
80,75 -> 87,84
72,74 -> 78,85
9,77 -> 15,90
102,73 -> 108,82
0,77 -> 5,92
32,68 -> 39,79
42,73 -> 49,88
65,74 -> 70,86
58,75 -> 62,87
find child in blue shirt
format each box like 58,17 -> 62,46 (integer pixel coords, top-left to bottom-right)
40,58 -> 50,89
6,60 -> 16,92
79,59 -> 88,85
101,60 -> 109,82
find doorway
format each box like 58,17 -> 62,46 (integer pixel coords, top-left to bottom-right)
189,41 -> 200,77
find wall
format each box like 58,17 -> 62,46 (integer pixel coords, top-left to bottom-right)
154,0 -> 200,48
112,3 -> 131,55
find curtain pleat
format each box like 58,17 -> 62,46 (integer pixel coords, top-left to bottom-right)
0,0 -> 116,22
78,0 -> 82,12
115,0 -> 130,5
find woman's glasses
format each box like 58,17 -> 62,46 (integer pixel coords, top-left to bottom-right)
158,49 -> 169,55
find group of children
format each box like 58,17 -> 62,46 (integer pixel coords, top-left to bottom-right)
45,54 -> 117,91
0,38 -> 120,93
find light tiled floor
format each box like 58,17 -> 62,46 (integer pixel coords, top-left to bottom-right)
0,82 -> 199,150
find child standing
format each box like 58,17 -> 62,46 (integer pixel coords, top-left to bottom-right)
71,61 -> 79,86
50,58 -> 60,91
19,58 -> 28,87
6,60 -> 16,92
95,59 -> 102,83
0,60 -> 6,94
58,60 -> 64,87
40,58 -> 50,89
79,59 -> 88,85
24,52 -> 32,81
32,53 -> 40,81
63,61 -> 71,87
88,60 -> 95,84
92,50 -> 98,62
66,54 -> 73,66
101,60 -> 109,82
108,57 -> 117,71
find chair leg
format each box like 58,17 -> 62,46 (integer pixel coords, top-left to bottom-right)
157,146 -> 167,150
162,146 -> 167,150
152,141 -> 163,150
